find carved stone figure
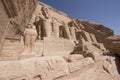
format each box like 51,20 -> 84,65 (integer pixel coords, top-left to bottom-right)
6,20 -> 22,40
42,18 -> 52,37
69,27 -> 77,41
41,7 -> 50,19
34,15 -> 44,39
60,22 -> 71,39
51,18 -> 59,38
0,1 -> 119,80
21,24 -> 37,55
68,20 -> 79,41
41,7 -> 52,37
68,20 -> 80,30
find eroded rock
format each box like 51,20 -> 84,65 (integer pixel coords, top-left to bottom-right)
0,0 -> 120,80
105,35 -> 120,55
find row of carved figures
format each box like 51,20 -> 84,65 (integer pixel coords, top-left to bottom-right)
32,6 -> 83,41
21,6 -> 85,55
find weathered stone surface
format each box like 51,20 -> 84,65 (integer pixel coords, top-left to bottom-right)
44,37 -> 75,56
89,33 -> 98,43
63,54 -> 84,62
102,55 -> 120,80
0,39 -> 43,60
0,0 -> 11,51
105,35 -> 120,55
87,51 -> 102,62
76,40 -> 104,56
80,31 -> 93,42
76,20 -> 114,43
68,57 -> 94,72
0,0 -> 38,52
0,56 -> 69,80
1,51 -> 119,80
55,55 -> 120,80
0,0 -> 120,80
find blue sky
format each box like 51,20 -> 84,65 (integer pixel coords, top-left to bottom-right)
40,0 -> 120,35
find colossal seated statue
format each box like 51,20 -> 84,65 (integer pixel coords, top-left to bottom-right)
34,15 -> 44,39
41,6 -> 52,37
68,20 -> 82,41
59,22 -> 71,39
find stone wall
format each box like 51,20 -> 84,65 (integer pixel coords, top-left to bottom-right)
44,37 -> 75,56
0,56 -> 96,80
0,0 -> 38,52
0,0 -> 107,57
105,35 -> 120,55
0,1 -> 120,80
0,56 -> 69,80
0,0 -> 11,51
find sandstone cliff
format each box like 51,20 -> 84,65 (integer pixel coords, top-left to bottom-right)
76,19 -> 114,42
105,35 -> 120,55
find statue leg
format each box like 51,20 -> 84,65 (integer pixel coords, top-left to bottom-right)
54,26 -> 59,38
43,20 -> 52,37
36,25 -> 40,39
64,27 -> 71,39
21,35 -> 31,55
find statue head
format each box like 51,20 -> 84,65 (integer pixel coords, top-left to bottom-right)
68,20 -> 75,27
41,7 -> 50,19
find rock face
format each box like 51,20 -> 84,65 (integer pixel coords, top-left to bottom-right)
105,35 -> 120,55
0,0 -> 38,51
0,0 -> 120,80
76,20 -> 114,43
0,56 -> 69,80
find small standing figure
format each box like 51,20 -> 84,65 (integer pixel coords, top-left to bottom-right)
68,20 -> 79,41
21,24 -> 37,55
34,15 -> 43,39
